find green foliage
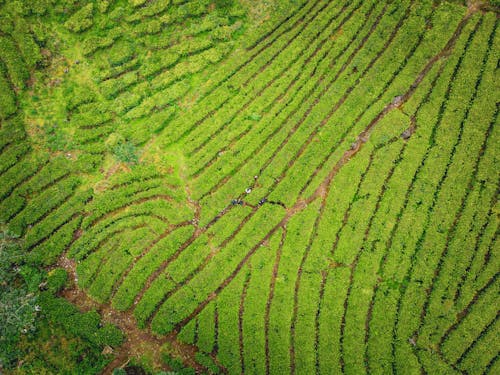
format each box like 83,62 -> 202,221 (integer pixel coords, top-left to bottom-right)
65,84 -> 97,111
129,0 -> 147,7
12,21 -> 42,69
43,123 -> 68,151
0,223 -> 121,371
113,140 -> 139,164
64,3 -> 94,33
96,323 -> 125,347
97,0 -> 111,13
0,232 -> 38,368
15,314 -> 111,374
46,268 -> 68,294
195,352 -> 220,374
40,292 -> 124,348
0,36 -> 29,88
162,353 -> 196,375
108,40 -> 136,67
215,0 -> 235,9
0,69 -> 16,119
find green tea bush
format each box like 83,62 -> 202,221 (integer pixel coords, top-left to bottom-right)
0,36 -> 29,88
40,293 -> 124,348
64,4 -> 94,33
0,70 -> 16,119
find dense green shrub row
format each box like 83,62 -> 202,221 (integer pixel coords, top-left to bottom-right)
261,0 -> 417,206
86,226 -> 156,303
157,0 -> 333,150
391,16 -> 491,369
24,189 -> 92,250
112,226 -> 194,311
0,154 -> 47,201
0,116 -> 26,151
113,1 -> 498,374
7,175 -> 79,233
0,161 -> 78,230
64,4 -> 94,33
417,13 -> 498,353
133,206 -> 251,326
194,0 -> 402,219
186,0 -> 353,168
151,205 -> 284,334
0,36 -> 29,89
28,216 -> 82,266
368,13 -> 494,374
0,67 -> 17,119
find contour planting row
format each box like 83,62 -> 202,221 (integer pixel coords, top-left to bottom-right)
133,0 -> 414,334
368,13 -> 494,374
417,22 -> 498,350
392,15 -> 495,374
191,0 -> 407,222
318,12 -> 483,371
186,0 -> 372,175
188,0 -> 360,156
190,0 -> 384,204
156,0 -> 330,148
294,0 -> 462,199
43,0 -> 246,159
262,0 -> 439,207
128,2 -> 496,374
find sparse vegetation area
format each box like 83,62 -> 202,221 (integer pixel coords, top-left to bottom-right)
0,0 -> 498,374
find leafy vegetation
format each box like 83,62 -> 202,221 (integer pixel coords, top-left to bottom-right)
0,0 -> 498,373
0,231 -> 123,373
0,232 -> 38,368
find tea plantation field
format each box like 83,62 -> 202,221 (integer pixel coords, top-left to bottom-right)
0,0 -> 499,373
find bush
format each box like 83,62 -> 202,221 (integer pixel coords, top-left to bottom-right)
46,269 -> 68,294
82,35 -> 115,56
0,70 -> 16,119
43,123 -> 68,151
0,36 -> 29,88
96,324 -> 124,348
162,353 -> 195,375
215,0 -> 234,8
65,84 -> 96,111
12,22 -> 41,69
129,0 -> 147,7
97,0 -> 111,13
41,293 -> 124,347
113,141 -> 139,164
64,4 -> 94,33
0,233 -> 38,368
107,40 -> 135,67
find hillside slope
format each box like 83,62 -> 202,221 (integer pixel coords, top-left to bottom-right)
0,0 -> 499,373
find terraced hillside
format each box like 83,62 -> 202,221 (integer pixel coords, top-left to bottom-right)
1,0 -> 499,373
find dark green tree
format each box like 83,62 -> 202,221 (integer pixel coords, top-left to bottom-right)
0,231 -> 38,369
